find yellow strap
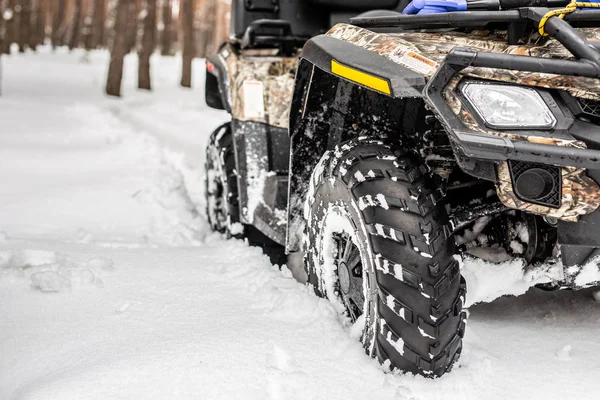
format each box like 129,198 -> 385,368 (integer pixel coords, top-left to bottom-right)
539,2 -> 600,37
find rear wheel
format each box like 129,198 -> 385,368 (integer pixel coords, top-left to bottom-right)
205,122 -> 241,237
205,123 -> 286,264
303,139 -> 467,377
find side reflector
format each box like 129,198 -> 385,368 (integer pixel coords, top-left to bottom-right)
206,60 -> 215,73
331,60 -> 391,95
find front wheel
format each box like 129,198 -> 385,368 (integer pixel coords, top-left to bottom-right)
303,139 -> 467,377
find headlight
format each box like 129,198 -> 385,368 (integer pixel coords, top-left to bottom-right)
461,82 -> 556,130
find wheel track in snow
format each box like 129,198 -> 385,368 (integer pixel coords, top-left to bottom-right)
95,103 -> 210,246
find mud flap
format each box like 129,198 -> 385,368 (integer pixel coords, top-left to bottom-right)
231,119 -> 290,245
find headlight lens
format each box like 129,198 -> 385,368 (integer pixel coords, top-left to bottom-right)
462,82 -> 556,129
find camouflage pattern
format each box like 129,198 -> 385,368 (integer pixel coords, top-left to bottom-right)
446,72 -> 600,220
217,24 -> 600,222
327,23 -> 600,221
327,24 -> 600,101
219,44 -> 297,129
496,162 -> 600,222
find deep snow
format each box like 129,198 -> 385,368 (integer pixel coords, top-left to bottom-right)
1,48 -> 600,399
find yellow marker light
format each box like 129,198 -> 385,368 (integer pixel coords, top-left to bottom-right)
331,60 -> 391,95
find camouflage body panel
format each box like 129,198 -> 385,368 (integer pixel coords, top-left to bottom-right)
218,44 -> 297,129
327,24 -> 600,100
327,23 -> 600,221
496,162 -> 600,222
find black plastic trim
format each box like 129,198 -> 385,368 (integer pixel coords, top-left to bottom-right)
206,54 -> 232,113
451,131 -> 600,169
301,35 -> 425,98
423,34 -> 600,172
351,9 -> 600,30
353,8 -> 600,78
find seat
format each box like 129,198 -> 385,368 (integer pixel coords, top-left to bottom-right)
230,0 -> 408,54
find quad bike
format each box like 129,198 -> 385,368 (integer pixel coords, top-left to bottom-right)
205,0 -> 600,377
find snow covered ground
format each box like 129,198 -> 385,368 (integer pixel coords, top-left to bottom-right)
1,48 -> 600,399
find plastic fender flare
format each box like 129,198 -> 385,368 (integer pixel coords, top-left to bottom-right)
206,54 -> 232,113
300,35 -> 426,99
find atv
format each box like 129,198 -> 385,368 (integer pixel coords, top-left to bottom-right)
204,0 -> 600,377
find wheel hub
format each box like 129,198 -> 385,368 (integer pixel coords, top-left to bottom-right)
338,261 -> 351,294
332,232 -> 365,322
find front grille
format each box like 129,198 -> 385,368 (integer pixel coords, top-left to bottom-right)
509,161 -> 561,208
577,97 -> 600,119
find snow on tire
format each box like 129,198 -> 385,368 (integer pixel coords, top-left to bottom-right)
205,122 -> 242,237
303,139 -> 467,377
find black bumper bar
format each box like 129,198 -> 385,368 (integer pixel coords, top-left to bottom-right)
423,9 -> 600,171
454,131 -> 600,170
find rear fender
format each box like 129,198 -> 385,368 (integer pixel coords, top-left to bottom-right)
205,50 -> 232,112
218,45 -> 297,245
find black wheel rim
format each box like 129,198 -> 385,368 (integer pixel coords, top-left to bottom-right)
332,232 -> 365,323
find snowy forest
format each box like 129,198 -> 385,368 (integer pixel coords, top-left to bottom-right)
1,0 -> 600,398
0,0 -> 229,93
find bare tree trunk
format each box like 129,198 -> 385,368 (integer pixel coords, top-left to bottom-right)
0,8 -> 2,97
137,0 -> 154,89
0,1 -> 5,54
3,0 -> 15,53
18,0 -> 31,52
68,0 -> 81,50
28,0 -> 38,50
90,0 -> 105,48
212,0 -> 229,52
106,0 -> 130,96
81,0 -> 93,50
50,0 -> 58,47
19,0 -> 31,53
13,0 -> 20,50
180,0 -> 193,88
193,0 -> 202,55
159,0 -> 170,55
51,0 -> 66,48
196,0 -> 214,58
171,0 -> 178,52
123,0 -> 138,52
36,0 -> 46,47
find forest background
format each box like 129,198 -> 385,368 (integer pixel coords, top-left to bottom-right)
0,0 -> 230,94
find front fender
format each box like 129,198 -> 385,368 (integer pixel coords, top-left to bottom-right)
285,35 -> 431,252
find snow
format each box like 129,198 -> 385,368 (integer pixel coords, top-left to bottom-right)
461,257 -> 551,307
555,344 -> 572,360
574,260 -> 600,287
317,203 -> 369,321
357,193 -> 390,211
354,169 -> 366,182
30,270 -> 72,292
381,318 -> 405,356
1,48 -> 600,399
